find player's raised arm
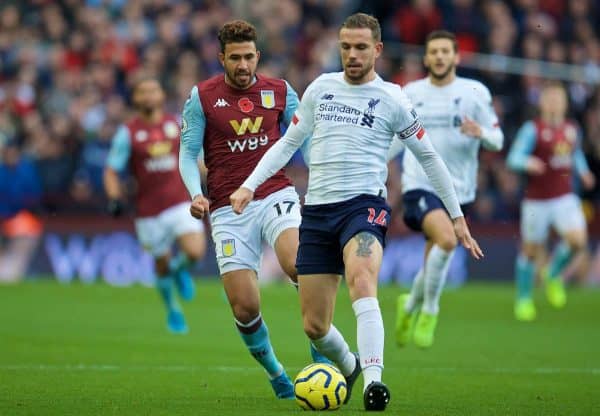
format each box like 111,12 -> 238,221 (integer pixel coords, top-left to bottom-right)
179,86 -> 210,218
103,125 -> 132,217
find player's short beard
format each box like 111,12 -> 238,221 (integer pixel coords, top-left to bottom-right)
226,67 -> 254,89
429,63 -> 455,81
344,62 -> 373,82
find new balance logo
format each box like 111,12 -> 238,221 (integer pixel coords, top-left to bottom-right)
214,98 -> 230,108
321,93 -> 334,100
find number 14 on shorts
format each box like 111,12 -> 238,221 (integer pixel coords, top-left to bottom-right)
367,208 -> 387,226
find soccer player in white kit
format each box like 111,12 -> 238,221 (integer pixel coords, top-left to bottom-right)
230,14 -> 483,411
392,31 -> 504,349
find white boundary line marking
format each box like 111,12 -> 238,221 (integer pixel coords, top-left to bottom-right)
1,364 -> 599,375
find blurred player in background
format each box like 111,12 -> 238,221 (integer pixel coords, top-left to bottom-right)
392,31 -> 503,349
230,13 -> 483,411
104,77 -> 206,334
507,81 -> 595,321
178,20 -> 331,399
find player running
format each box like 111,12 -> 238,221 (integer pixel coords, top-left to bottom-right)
178,20 -> 332,400
230,14 -> 483,411
507,81 -> 595,321
104,77 -> 206,334
392,31 -> 504,349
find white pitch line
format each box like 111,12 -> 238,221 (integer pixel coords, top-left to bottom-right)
1,364 -> 599,375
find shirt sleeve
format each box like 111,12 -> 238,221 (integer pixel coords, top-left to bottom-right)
284,79 -> 311,165
507,121 -> 536,172
106,125 -> 131,171
178,85 -> 206,198
393,91 -> 462,218
472,84 -> 504,151
282,81 -> 299,126
241,81 -> 316,191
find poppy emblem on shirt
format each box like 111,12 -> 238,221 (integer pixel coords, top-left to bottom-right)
238,97 -> 254,113
292,114 -> 299,125
261,90 -> 275,109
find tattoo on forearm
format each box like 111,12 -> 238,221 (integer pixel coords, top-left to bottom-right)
355,232 -> 375,257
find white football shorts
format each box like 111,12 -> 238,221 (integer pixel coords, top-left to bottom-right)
135,201 -> 205,257
520,193 -> 586,243
210,186 -> 301,275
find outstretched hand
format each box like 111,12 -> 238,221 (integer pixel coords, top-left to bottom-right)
230,187 -> 254,214
452,216 -> 484,260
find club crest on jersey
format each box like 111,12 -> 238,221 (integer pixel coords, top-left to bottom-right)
261,90 -> 275,109
163,120 -> 179,139
360,98 -> 380,128
222,239 -> 236,257
238,97 -> 254,113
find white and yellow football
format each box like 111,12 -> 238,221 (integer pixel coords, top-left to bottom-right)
294,363 -> 348,410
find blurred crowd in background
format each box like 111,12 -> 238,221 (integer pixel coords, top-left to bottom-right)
1,0 -> 600,227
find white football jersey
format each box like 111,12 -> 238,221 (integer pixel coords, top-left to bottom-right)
401,77 -> 503,204
296,72 -> 423,204
243,72 -> 463,218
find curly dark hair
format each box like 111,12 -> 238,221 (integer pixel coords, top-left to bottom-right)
217,20 -> 257,52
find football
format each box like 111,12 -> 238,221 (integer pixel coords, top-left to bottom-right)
294,363 -> 348,410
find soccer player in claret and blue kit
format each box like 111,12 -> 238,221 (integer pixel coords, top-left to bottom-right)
104,77 -> 207,334
178,19 -> 335,399
507,81 -> 595,321
231,13 -> 483,411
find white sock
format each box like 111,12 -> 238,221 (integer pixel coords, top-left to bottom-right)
312,325 -> 356,377
352,297 -> 384,391
423,245 -> 454,315
405,268 -> 424,312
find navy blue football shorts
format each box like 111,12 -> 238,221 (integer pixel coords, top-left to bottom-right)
402,189 -> 472,233
296,194 -> 391,276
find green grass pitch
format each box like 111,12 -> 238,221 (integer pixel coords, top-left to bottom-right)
1,280 -> 599,415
